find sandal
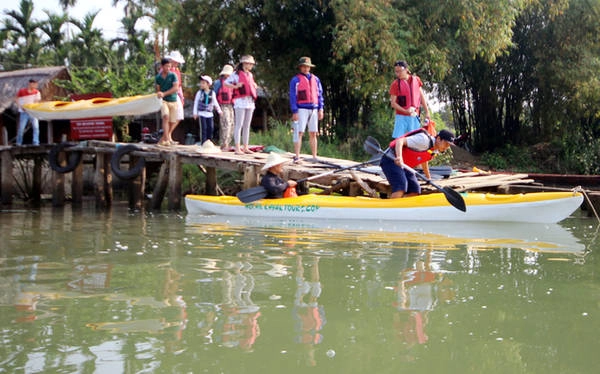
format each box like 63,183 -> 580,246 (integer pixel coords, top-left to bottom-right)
158,140 -> 170,146
293,156 -> 302,164
243,149 -> 254,154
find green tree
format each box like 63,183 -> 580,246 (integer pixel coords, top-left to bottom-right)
1,0 -> 42,69
38,11 -> 69,66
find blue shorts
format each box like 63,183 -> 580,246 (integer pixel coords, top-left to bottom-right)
380,155 -> 421,194
392,115 -> 420,138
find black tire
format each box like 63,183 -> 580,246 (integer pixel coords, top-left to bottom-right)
111,144 -> 145,180
48,142 -> 83,173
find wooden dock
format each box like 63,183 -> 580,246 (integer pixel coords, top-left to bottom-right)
1,141 -> 596,214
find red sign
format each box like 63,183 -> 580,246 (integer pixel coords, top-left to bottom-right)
70,117 -> 113,140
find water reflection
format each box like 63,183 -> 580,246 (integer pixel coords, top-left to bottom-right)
0,207 -> 597,373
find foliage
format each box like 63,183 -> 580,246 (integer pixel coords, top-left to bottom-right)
1,0 -> 599,174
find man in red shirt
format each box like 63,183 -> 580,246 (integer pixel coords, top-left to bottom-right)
15,79 -> 42,145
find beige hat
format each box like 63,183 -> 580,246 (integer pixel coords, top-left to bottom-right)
199,75 -> 213,86
261,152 -> 288,171
219,64 -> 234,76
240,55 -> 256,64
196,140 -> 221,154
166,50 -> 185,64
297,56 -> 315,67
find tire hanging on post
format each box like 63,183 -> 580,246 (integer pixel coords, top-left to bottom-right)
48,142 -> 83,173
111,144 -> 145,180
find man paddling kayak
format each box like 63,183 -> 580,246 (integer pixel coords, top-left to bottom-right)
381,129 -> 454,198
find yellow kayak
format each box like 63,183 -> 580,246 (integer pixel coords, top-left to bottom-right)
185,191 -> 583,223
23,94 -> 162,120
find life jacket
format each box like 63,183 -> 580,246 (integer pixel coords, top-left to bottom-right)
196,89 -> 213,112
395,75 -> 421,114
295,73 -> 319,105
216,77 -> 233,105
389,128 -> 435,167
232,71 -> 257,101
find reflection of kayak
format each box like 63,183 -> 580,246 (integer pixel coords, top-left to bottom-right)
23,94 -> 161,120
185,215 -> 586,255
185,191 -> 583,223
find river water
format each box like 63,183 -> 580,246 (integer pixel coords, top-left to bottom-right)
1,203 -> 599,373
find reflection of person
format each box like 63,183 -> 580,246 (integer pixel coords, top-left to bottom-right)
225,55 -> 258,155
162,267 -> 188,345
15,79 -> 42,146
260,152 -> 297,198
289,56 -> 324,163
392,250 -> 454,349
155,58 -> 180,146
213,64 -> 235,151
193,75 -> 222,144
293,255 -> 325,367
381,128 -> 454,198
389,60 -> 431,138
217,262 -> 261,351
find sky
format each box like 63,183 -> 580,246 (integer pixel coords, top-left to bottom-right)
3,0 -> 151,39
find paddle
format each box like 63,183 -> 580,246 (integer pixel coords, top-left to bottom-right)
363,136 -> 467,212
236,155 -> 382,203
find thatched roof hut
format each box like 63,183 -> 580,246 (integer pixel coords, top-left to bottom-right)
0,66 -> 70,144
0,66 -> 70,114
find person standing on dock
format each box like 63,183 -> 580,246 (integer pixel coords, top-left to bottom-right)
155,58 -> 180,146
15,79 -> 41,146
193,75 -> 222,145
289,56 -> 324,164
165,51 -> 186,142
225,55 -> 258,155
214,64 -> 235,151
389,60 -> 431,139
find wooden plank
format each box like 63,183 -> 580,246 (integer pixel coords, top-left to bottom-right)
1,149 -> 13,205
167,153 -> 182,210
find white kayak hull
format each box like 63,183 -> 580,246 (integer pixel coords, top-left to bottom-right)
185,192 -> 583,223
23,94 -> 162,120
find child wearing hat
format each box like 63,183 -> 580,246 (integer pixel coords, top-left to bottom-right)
224,55 -> 258,155
193,75 -> 223,145
213,64 -> 235,151
260,153 -> 297,198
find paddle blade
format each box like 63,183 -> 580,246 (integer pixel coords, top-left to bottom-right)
442,187 -> 467,212
237,186 -> 268,203
363,136 -> 384,157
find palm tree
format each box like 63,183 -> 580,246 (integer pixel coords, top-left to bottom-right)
1,0 -> 42,68
59,0 -> 78,11
69,11 -> 111,68
38,11 -> 69,65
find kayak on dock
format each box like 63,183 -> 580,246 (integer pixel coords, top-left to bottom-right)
23,94 -> 162,120
185,191 -> 583,224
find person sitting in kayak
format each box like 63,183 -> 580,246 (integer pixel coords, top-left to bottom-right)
381,129 -> 454,198
260,152 -> 298,198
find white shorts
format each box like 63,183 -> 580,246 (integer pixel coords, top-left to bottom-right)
295,108 -> 318,134
176,96 -> 184,121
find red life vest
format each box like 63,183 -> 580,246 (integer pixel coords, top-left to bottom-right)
395,75 -> 421,114
295,74 -> 319,105
232,71 -> 257,101
389,128 -> 435,168
217,77 -> 233,105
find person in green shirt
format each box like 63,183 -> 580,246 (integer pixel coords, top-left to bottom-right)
155,58 -> 180,146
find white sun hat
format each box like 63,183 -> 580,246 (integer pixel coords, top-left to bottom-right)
166,51 -> 185,64
200,75 -> 213,86
261,152 -> 288,171
240,55 -> 256,64
219,64 -> 234,76
196,140 -> 221,153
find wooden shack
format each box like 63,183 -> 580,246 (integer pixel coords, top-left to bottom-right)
0,66 -> 71,146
